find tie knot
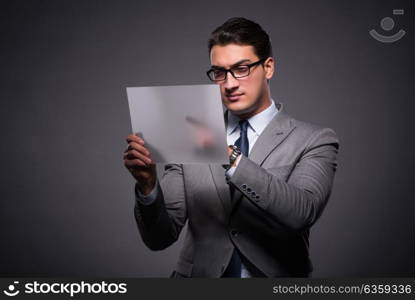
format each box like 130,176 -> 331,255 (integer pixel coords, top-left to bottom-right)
238,120 -> 249,133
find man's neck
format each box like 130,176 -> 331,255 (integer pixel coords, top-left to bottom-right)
237,97 -> 272,120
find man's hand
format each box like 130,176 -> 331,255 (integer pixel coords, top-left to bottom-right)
124,134 -> 157,195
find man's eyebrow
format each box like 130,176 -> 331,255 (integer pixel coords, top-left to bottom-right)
211,59 -> 252,69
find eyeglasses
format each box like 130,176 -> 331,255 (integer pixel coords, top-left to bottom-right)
206,58 -> 266,82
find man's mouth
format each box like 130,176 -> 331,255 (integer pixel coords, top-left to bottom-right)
226,93 -> 243,101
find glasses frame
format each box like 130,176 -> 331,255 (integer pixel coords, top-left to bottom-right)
206,58 -> 267,82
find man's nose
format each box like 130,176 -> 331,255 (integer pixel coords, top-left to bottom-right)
223,72 -> 240,90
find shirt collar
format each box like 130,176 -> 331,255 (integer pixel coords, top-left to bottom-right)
227,99 -> 278,136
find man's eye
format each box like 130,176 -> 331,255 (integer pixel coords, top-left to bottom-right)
213,70 -> 225,77
232,66 -> 249,75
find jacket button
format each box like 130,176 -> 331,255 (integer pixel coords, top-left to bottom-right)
241,184 -> 247,189
247,187 -> 252,193
255,195 -> 260,200
251,191 -> 256,196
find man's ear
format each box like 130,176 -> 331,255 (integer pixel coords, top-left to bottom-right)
263,57 -> 275,80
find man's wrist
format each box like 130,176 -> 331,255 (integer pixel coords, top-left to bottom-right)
228,145 -> 241,168
137,179 -> 156,196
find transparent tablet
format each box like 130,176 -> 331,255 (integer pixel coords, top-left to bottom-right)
126,84 -> 228,164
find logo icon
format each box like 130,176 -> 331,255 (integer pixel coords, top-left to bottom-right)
3,281 -> 20,297
369,9 -> 406,43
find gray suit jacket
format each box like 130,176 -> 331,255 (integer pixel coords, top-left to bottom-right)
134,103 -> 339,277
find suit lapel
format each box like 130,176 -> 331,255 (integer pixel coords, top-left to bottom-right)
231,103 -> 296,210
209,164 -> 232,216
209,103 -> 296,215
249,104 -> 296,166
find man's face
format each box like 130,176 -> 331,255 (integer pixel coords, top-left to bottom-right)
209,44 -> 274,118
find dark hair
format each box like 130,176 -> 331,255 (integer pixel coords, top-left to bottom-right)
208,17 -> 273,60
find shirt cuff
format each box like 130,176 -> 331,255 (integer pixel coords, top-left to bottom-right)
135,182 -> 158,205
225,154 -> 242,178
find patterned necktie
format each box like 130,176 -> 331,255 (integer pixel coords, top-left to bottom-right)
223,119 -> 250,277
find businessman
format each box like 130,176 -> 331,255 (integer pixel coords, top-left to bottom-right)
124,17 -> 339,277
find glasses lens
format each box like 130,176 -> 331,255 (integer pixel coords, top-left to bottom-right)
231,66 -> 250,78
210,69 -> 226,81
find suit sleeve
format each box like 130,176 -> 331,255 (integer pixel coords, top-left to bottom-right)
229,127 -> 339,232
134,164 -> 187,250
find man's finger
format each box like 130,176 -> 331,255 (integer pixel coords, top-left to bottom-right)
124,150 -> 152,164
126,134 -> 144,145
126,142 -> 150,156
124,158 -> 147,168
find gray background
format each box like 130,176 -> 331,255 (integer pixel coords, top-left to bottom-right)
1,0 -> 414,277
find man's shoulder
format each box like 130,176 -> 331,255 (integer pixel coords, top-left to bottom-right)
291,118 -> 331,133
281,115 -> 339,148
273,103 -> 337,135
